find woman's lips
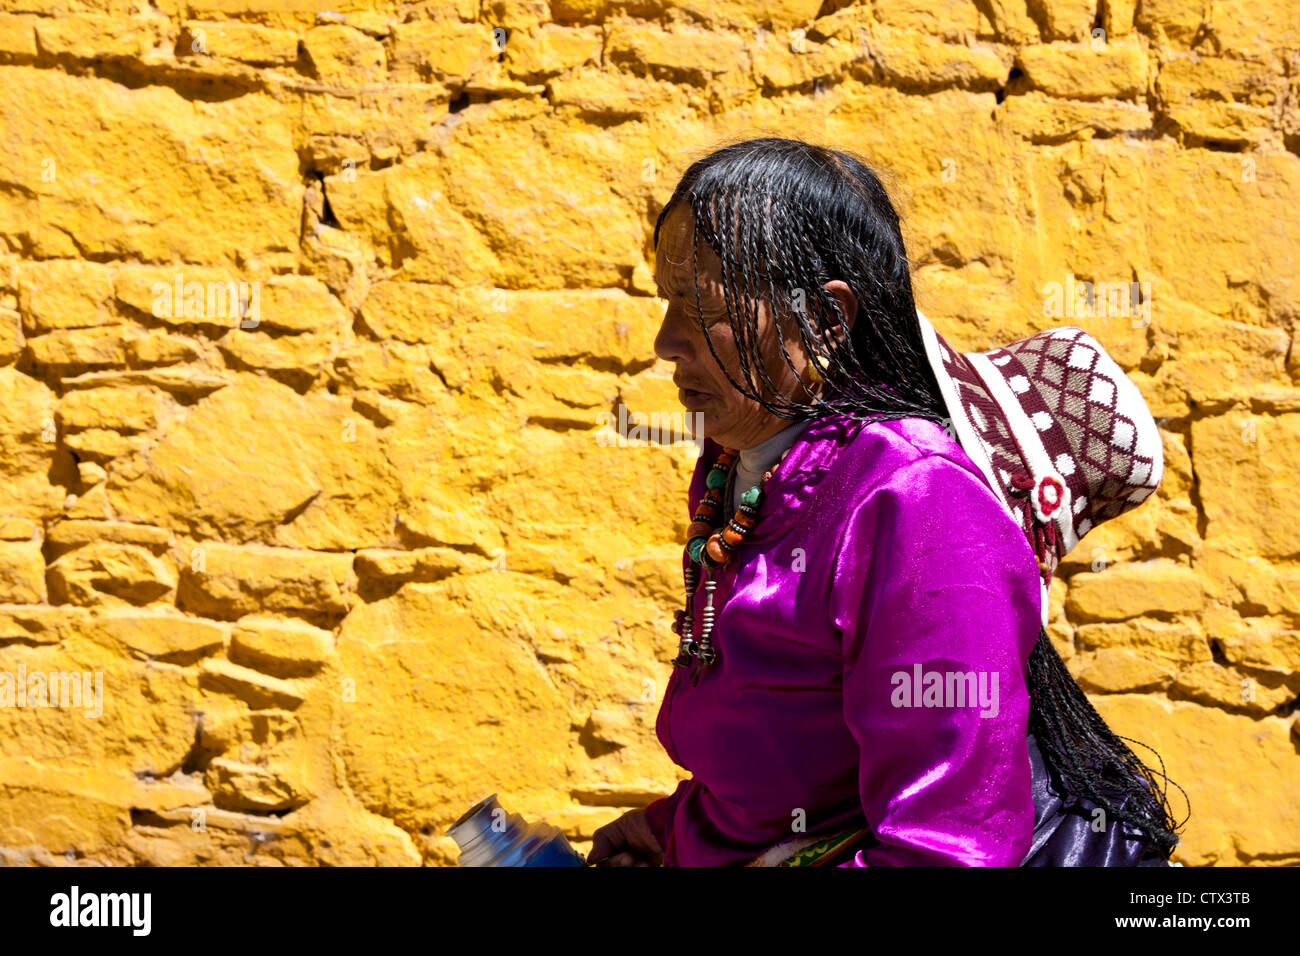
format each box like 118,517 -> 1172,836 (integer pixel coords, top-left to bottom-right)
679,387 -> 711,410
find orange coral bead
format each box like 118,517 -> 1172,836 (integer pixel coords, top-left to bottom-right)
705,535 -> 729,564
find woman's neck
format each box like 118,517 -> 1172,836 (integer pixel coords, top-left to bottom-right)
725,418 -> 813,514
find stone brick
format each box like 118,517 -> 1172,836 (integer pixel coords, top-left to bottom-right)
125,329 -> 202,366
0,68 -> 300,262
178,543 -> 355,620
1191,412 -> 1300,558
1135,0 -> 1205,44
1093,696 -> 1300,862
337,580 -> 575,831
1169,662 -> 1295,714
1075,617 -> 1212,665
1030,0 -> 1099,41
605,22 -> 749,84
1065,560 -> 1206,621
1196,551 -> 1300,618
114,267 -> 260,332
0,13 -> 38,56
871,0 -> 992,40
301,25 -> 385,85
57,386 -> 172,433
229,616 -> 333,676
863,27 -> 1012,89
64,428 -> 149,463
61,367 -> 231,400
354,547 -> 473,582
104,375 -> 401,550
1102,0 -> 1138,37
0,366 -> 62,519
0,605 -> 88,646
46,541 -> 178,607
88,611 -> 228,661
78,462 -> 107,486
1156,56 -> 1277,144
16,260 -> 115,333
0,541 -> 45,603
205,756 -> 309,812
217,328 -> 337,379
196,706 -> 296,756
390,20 -> 497,83
749,30 -> 860,91
33,15 -> 172,59
1216,617 -> 1300,676
256,275 -> 350,334
546,70 -> 683,116
1016,35 -> 1148,99
0,640 -> 200,786
199,658 -> 306,709
503,23 -> 603,79
1000,90 -> 1152,139
330,341 -> 447,404
25,327 -> 129,368
0,307 -> 21,364
0,518 -> 37,541
182,20 -> 300,64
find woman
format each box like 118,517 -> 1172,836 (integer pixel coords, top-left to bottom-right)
588,137 -> 1184,867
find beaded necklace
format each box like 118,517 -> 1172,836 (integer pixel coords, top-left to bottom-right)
671,443 -> 795,683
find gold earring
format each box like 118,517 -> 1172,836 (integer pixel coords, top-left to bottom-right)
806,354 -> 830,385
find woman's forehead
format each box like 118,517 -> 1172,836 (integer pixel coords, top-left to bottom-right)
655,206 -> 723,290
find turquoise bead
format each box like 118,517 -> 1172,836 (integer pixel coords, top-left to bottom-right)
687,537 -> 707,563
740,485 -> 762,507
706,467 -> 728,490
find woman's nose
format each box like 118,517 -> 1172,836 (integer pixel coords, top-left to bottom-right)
653,304 -> 693,365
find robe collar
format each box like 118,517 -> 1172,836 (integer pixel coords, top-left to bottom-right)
692,414 -> 866,548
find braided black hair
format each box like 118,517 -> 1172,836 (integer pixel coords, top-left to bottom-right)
1027,625 -> 1187,857
652,134 -> 1187,861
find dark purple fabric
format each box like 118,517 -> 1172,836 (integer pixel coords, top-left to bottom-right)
1022,730 -> 1169,866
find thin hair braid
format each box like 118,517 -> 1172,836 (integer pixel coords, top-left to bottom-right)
1027,628 -> 1188,856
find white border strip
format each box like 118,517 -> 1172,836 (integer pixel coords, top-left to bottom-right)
1103,342 -> 1166,494
968,351 -> 1079,554
915,311 -> 1014,524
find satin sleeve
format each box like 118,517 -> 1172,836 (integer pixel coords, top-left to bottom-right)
829,454 -> 1042,866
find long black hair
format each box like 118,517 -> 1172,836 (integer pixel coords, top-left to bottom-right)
652,134 -> 1186,860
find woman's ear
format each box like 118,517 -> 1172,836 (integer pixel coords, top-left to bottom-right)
800,280 -> 856,364
822,280 -> 858,337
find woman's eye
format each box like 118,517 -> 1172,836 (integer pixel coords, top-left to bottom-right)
662,293 -> 725,327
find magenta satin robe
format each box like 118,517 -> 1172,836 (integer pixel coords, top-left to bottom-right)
643,413 -> 1045,866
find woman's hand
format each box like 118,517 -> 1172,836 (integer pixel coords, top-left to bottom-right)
587,807 -> 664,866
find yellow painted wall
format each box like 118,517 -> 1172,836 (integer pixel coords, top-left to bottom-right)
0,0 -> 1296,866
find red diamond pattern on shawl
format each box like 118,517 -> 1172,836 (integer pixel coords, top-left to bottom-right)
999,328 -> 1159,538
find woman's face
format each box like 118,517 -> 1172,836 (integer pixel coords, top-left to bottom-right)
653,204 -> 823,451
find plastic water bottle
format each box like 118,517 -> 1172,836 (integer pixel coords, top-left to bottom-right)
446,793 -> 587,867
